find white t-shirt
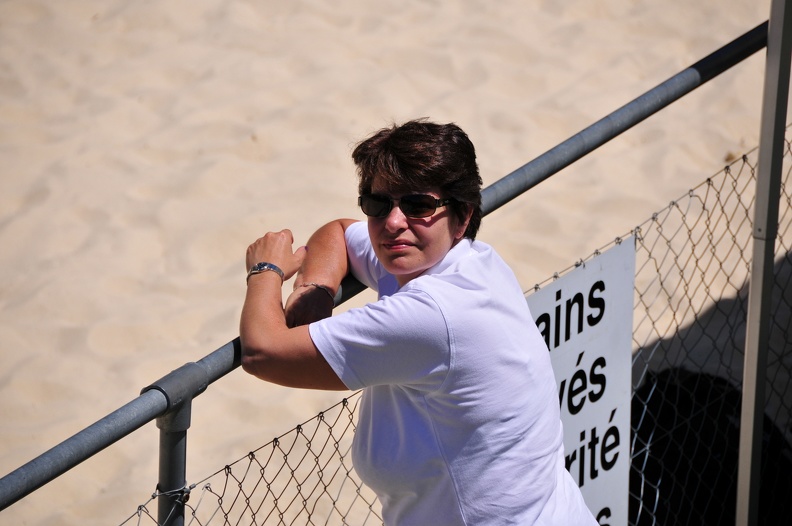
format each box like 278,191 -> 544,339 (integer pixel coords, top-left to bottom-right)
309,222 -> 596,526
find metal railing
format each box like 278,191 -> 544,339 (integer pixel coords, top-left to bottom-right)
0,12 -> 784,526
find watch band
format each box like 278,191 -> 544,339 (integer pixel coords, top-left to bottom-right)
246,262 -> 285,283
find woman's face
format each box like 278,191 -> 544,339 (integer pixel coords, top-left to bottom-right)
367,178 -> 471,287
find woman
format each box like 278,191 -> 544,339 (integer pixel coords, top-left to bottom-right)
240,119 -> 597,525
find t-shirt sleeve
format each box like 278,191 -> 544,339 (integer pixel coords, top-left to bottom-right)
309,288 -> 452,391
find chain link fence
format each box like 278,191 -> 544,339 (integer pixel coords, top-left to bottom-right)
627,140 -> 792,525
122,135 -> 792,525
121,393 -> 380,525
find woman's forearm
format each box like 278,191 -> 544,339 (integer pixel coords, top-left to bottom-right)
240,261 -> 345,390
239,223 -> 353,390
293,219 -> 358,295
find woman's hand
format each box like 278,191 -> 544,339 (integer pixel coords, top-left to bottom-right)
245,229 -> 307,282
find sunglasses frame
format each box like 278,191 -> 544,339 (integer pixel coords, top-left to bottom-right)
358,193 -> 454,219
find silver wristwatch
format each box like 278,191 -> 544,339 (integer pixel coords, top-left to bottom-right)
246,262 -> 285,283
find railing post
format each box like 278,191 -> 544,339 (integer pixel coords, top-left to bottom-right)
140,361 -> 209,526
737,0 -> 792,525
156,400 -> 192,526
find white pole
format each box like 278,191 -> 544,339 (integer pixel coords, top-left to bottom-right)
736,1 -> 792,525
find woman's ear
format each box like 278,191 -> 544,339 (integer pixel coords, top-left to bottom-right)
454,204 -> 473,240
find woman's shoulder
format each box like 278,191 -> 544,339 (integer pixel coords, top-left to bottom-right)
421,239 -> 515,290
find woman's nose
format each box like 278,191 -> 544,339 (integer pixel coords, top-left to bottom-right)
384,203 -> 408,230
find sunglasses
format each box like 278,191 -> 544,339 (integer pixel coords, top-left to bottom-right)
358,193 -> 453,218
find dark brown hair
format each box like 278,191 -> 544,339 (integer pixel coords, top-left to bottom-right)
351,118 -> 483,239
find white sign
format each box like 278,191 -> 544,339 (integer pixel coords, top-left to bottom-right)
524,237 -> 635,526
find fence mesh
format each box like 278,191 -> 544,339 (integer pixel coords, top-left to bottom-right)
121,392 -> 381,525
626,142 -> 792,524
122,135 -> 792,525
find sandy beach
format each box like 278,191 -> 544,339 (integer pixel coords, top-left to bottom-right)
0,0 -> 775,523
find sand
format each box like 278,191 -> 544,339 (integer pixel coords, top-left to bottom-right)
0,0 -> 776,523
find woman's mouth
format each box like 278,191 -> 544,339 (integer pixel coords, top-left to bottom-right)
384,239 -> 413,250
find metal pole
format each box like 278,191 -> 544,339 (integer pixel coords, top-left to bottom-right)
335,22 -> 768,304
140,362 -> 209,525
0,339 -> 232,512
0,389 -> 169,511
480,22 -> 767,214
736,1 -> 792,525
156,400 -> 192,526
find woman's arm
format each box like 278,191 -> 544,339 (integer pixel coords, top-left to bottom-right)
239,221 -> 357,390
285,218 -> 359,327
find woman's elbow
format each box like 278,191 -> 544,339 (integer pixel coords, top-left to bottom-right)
240,341 -> 273,379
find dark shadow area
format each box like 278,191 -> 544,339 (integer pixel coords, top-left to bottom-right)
629,251 -> 792,525
630,368 -> 792,525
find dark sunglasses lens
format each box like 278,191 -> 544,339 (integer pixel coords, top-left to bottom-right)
360,195 -> 391,217
400,195 -> 437,217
